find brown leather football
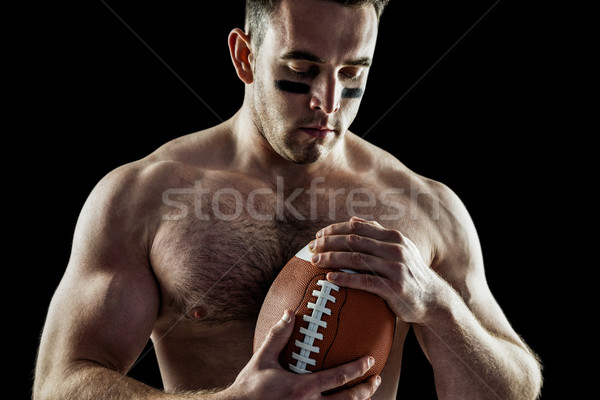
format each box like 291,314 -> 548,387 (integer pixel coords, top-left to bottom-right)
253,243 -> 396,389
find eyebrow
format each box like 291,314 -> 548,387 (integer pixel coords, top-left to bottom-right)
280,50 -> 372,67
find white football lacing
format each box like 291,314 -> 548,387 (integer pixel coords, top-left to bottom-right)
289,279 -> 340,374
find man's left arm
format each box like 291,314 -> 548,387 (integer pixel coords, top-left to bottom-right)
309,210 -> 542,399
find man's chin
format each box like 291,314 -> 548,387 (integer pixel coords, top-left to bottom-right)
285,143 -> 331,165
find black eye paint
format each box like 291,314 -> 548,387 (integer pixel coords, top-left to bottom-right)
341,88 -> 364,99
275,80 -> 364,99
275,80 -> 310,94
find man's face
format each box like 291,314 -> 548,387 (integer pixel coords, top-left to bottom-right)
250,0 -> 379,164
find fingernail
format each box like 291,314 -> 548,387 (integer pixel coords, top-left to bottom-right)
328,272 -> 338,280
368,356 -> 375,368
376,376 -> 382,386
281,310 -> 292,323
312,254 -> 320,264
309,240 -> 316,251
316,229 -> 324,238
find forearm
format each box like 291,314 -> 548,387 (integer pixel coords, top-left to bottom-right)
34,362 -> 221,400
417,289 -> 542,400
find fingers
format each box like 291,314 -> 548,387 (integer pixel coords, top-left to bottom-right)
326,375 -> 382,400
325,270 -> 392,301
310,217 -> 414,274
255,310 -> 294,361
309,217 -> 408,299
313,217 -> 404,255
311,246 -> 393,275
311,356 -> 379,393
310,237 -> 403,278
251,311 -> 381,399
317,216 -> 400,243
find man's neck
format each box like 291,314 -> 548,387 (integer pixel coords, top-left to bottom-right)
228,108 -> 351,183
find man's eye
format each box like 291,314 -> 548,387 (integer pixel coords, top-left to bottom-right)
340,68 -> 363,81
290,69 -> 311,78
288,65 -> 318,79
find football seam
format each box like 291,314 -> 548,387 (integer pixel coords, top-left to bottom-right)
292,273 -> 325,315
289,275 -> 340,374
320,287 -> 347,368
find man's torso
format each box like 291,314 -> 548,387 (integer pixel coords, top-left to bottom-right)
136,126 -> 441,396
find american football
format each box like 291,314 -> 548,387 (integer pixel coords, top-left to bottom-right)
254,243 -> 396,389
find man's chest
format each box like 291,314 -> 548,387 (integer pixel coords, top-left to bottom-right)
149,172 -> 428,325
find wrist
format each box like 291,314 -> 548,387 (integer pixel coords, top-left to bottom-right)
206,384 -> 237,400
168,386 -> 235,400
419,279 -> 463,327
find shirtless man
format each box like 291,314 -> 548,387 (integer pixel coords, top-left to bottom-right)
33,0 -> 542,399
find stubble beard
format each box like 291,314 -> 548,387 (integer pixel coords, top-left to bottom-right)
252,79 -> 343,165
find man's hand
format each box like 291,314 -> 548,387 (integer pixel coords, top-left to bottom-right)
222,310 -> 381,399
309,216 -> 449,325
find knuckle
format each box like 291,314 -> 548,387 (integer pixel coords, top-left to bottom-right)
320,253 -> 332,266
372,274 -> 388,292
266,321 -> 285,340
360,273 -> 373,288
392,270 -> 407,294
318,236 -> 327,248
389,243 -> 404,260
265,328 -> 280,343
368,378 -> 380,396
334,370 -> 349,387
362,357 -> 373,372
388,229 -> 404,243
350,219 -> 362,233
347,233 -> 362,246
350,251 -> 365,266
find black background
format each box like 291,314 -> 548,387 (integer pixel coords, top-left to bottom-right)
15,0 -> 580,398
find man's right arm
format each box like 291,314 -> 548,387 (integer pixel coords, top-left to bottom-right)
33,161 -> 381,400
33,164 -> 169,399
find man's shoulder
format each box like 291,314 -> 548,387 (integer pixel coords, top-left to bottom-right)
347,133 -> 453,196
373,148 -> 467,227
99,124 -> 232,194
150,123 -> 235,167
348,133 -> 470,234
84,159 -> 172,224
357,140 -> 478,273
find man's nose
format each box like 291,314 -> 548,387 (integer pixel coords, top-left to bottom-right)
309,76 -> 341,114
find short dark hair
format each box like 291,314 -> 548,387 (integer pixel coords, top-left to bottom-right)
245,0 -> 389,50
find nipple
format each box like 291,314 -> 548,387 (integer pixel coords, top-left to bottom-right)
187,306 -> 208,321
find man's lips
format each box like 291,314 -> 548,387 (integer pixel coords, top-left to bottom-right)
299,127 -> 335,138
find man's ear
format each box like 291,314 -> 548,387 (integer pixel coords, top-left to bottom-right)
228,28 -> 254,84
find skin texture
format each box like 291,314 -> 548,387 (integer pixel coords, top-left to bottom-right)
33,1 -> 542,399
